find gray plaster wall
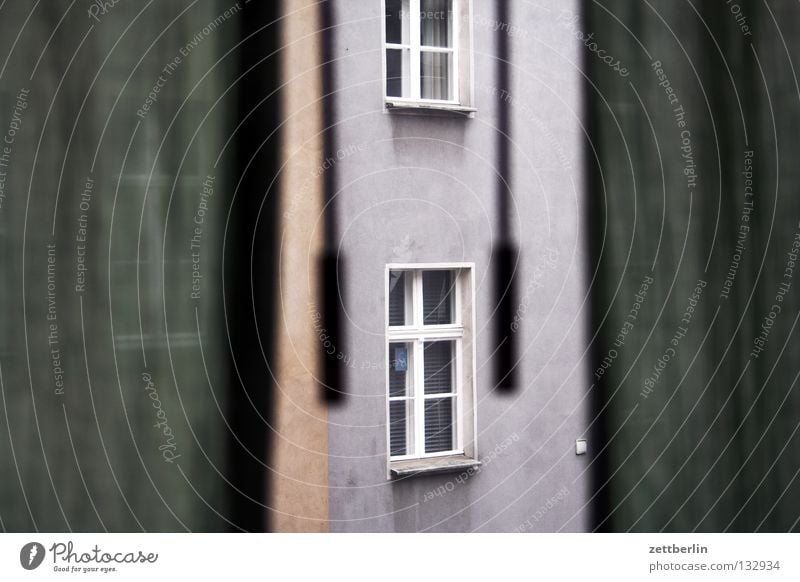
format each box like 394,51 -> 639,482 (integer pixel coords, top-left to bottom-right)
327,0 -> 590,532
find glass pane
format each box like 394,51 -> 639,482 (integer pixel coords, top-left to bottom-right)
422,270 -> 454,324
389,342 -> 413,397
424,340 -> 454,394
388,270 -> 411,325
420,0 -> 452,48
386,48 -> 410,98
385,0 -> 410,44
424,397 -> 454,453
420,51 -> 452,100
390,400 -> 413,456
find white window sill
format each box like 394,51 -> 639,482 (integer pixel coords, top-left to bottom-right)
390,454 -> 481,477
385,99 -> 476,117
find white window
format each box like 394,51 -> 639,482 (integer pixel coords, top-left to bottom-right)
383,0 -> 474,109
386,265 -> 477,470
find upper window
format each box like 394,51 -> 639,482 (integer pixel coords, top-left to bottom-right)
383,0 -> 473,108
386,266 -> 476,467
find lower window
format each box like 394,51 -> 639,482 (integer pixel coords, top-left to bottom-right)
386,265 -> 476,467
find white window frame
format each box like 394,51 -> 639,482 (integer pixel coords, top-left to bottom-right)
385,263 -> 477,467
381,0 -> 475,110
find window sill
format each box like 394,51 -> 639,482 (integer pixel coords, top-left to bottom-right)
390,454 -> 481,478
385,99 -> 476,117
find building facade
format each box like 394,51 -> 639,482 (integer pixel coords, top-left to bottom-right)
275,0 -> 592,532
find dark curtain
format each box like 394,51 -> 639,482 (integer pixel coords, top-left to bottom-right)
587,0 -> 800,531
0,2 -> 240,531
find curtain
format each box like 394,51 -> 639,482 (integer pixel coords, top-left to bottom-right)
588,0 -> 800,531
0,1 -> 235,531
420,0 -> 451,100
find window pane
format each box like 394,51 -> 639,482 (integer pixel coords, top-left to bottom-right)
422,270 -> 454,324
389,342 -> 413,397
388,270 -> 411,325
385,0 -> 410,44
386,48 -> 410,98
424,397 -> 454,453
390,400 -> 413,456
420,51 -> 452,100
420,0 -> 452,48
424,340 -> 454,394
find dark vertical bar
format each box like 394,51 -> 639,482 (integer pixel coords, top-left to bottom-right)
583,0 -> 612,533
493,0 -> 518,391
496,0 -> 511,240
319,0 -> 346,403
228,0 -> 283,532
